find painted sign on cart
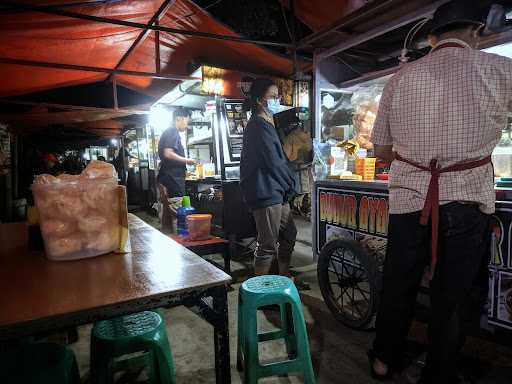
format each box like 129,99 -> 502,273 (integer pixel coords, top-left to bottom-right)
488,203 -> 512,330
318,189 -> 388,242
497,271 -> 512,329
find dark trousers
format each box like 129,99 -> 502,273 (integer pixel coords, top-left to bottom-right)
157,173 -> 185,198
372,203 -> 491,383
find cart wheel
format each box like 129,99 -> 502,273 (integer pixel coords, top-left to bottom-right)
318,239 -> 380,329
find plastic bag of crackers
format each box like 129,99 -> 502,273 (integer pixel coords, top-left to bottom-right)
32,160 -> 129,261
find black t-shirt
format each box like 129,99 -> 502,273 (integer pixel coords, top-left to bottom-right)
158,127 -> 186,195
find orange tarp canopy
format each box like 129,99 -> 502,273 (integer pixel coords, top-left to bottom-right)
0,0 -> 294,98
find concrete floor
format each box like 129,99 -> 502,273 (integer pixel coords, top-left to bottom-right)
67,213 -> 512,384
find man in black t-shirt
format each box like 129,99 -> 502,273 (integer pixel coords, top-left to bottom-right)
157,107 -> 195,197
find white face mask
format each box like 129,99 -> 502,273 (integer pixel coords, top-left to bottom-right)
266,98 -> 281,115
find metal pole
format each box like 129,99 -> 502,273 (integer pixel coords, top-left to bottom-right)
121,136 -> 127,185
2,2 -> 294,48
136,129 -> 143,204
0,57 -> 200,81
215,97 -> 226,181
155,20 -> 161,74
0,99 -> 150,114
313,52 -> 321,140
290,0 -> 297,80
112,78 -> 118,110
107,0 -> 173,81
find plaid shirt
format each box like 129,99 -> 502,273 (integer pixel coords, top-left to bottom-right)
371,38 -> 512,215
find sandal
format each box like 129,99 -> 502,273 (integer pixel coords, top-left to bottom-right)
292,277 -> 311,291
367,350 -> 393,382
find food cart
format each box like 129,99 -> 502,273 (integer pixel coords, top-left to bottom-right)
312,34 -> 512,332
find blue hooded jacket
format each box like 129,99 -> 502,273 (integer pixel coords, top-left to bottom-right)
240,115 -> 296,210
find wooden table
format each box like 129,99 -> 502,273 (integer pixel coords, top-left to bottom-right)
0,214 -> 232,383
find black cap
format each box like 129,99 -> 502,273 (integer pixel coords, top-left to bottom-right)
428,0 -> 489,35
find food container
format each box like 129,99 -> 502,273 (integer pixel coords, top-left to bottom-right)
204,163 -> 215,177
376,173 -> 389,181
186,214 -> 212,241
32,161 -> 123,261
329,146 -> 347,177
355,157 -> 376,181
196,163 -> 204,179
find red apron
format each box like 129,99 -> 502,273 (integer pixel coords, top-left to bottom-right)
394,154 -> 492,277
393,41 -> 492,278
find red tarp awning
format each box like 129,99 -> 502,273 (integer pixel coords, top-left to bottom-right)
0,0 -> 294,98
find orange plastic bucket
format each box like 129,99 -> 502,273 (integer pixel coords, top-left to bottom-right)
186,214 -> 212,240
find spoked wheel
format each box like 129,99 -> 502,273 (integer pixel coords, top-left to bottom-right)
318,240 -> 380,329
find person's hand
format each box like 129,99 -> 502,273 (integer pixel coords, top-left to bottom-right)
186,158 -> 197,165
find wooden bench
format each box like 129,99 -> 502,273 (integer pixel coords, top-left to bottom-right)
170,235 -> 231,275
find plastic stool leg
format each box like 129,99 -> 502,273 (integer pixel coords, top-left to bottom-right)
280,303 -> 297,359
148,336 -> 176,384
68,350 -> 82,384
291,302 -> 315,384
236,293 -> 244,372
243,308 -> 260,384
90,337 -> 113,384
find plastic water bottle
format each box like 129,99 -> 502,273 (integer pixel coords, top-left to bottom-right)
176,196 -> 196,236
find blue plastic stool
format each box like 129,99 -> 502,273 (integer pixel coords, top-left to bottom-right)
236,275 -> 315,383
90,311 -> 175,384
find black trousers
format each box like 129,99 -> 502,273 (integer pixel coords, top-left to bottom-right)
372,202 -> 491,383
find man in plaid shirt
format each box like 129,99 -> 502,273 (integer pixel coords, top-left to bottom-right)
369,2 -> 512,383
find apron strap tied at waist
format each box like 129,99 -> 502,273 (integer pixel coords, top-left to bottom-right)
394,153 -> 492,278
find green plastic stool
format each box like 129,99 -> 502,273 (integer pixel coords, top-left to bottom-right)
0,342 -> 80,384
236,275 -> 315,383
90,311 -> 176,384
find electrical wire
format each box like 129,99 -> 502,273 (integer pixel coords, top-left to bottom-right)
399,17 -> 431,62
280,2 -> 293,42
176,0 -> 224,23
202,0 -> 224,11
408,19 -> 431,50
403,17 -> 430,52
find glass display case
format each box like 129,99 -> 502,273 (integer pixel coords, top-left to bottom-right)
317,70 -> 512,182
314,76 -> 389,181
319,76 -> 389,148
493,122 -> 512,178
484,43 -> 512,181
